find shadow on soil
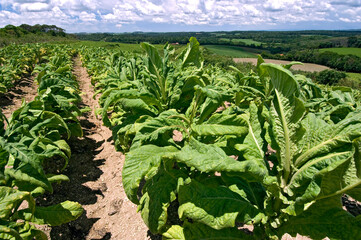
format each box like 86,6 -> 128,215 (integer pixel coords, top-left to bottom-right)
37,112 -> 111,240
0,76 -> 34,110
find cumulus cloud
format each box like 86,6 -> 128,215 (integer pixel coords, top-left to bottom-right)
0,0 -> 360,32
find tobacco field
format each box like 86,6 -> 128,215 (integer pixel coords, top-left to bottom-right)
1,38 -> 361,239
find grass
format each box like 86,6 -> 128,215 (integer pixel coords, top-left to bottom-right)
231,39 -> 262,46
319,48 -> 361,58
218,38 -> 262,46
346,72 -> 361,81
338,73 -> 361,89
204,45 -> 257,58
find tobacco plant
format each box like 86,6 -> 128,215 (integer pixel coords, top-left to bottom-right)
0,46 -> 83,239
81,39 -> 361,239
122,63 -> 361,239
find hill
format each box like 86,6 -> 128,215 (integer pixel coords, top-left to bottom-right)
0,24 -> 75,46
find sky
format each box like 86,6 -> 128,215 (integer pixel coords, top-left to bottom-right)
0,0 -> 360,33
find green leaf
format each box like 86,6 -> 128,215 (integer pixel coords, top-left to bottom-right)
0,186 -> 35,220
141,42 -> 163,77
131,109 -> 185,149
178,179 -> 263,230
162,225 -> 185,240
235,102 -> 266,165
16,201 -> 83,226
177,37 -> 203,69
192,112 -> 248,137
269,90 -> 305,187
138,163 -> 185,233
0,225 -> 22,240
122,145 -> 179,203
174,139 -> 268,183
260,63 -> 300,98
278,197 -> 361,240
163,222 -> 254,240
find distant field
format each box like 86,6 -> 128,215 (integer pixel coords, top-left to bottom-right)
72,41 -> 165,52
231,39 -> 262,46
347,72 -> 361,81
205,45 -> 257,58
319,48 -> 361,58
218,38 -> 262,46
234,58 -> 330,72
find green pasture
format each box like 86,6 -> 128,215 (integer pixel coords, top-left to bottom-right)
320,48 -> 361,58
204,45 -> 257,58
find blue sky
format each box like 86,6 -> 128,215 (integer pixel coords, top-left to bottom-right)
0,0 -> 360,33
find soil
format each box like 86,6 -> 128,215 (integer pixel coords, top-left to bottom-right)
0,74 -> 37,118
233,58 -> 330,72
37,57 -> 151,240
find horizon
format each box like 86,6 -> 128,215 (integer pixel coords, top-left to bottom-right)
1,0 -> 361,33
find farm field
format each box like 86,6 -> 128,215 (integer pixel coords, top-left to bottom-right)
347,72 -> 361,80
218,38 -> 263,46
319,47 -> 361,58
205,44 -> 258,58
234,57 -> 330,72
1,38 -> 361,240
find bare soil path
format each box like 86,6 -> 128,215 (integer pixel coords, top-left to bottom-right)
41,57 -> 150,239
0,75 -> 37,118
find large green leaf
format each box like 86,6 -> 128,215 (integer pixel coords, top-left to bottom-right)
141,42 -> 163,77
234,102 -> 266,165
269,90 -> 305,187
173,139 -> 268,183
178,179 -> 263,230
260,63 -> 300,98
139,163 -> 185,233
192,112 -> 248,137
177,37 -> 203,69
285,112 -> 361,203
278,196 -> 361,240
131,109 -> 185,149
122,145 -> 179,203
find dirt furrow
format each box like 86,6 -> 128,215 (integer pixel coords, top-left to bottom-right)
0,75 -> 37,118
43,57 -> 149,239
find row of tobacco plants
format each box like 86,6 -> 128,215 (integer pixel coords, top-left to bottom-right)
0,44 -> 83,239
80,38 -> 361,239
0,44 -> 49,94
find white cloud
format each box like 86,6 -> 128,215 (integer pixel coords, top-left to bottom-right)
1,0 -> 360,32
79,11 -> 96,22
16,2 -> 50,11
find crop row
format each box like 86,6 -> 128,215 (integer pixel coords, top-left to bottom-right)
80,38 -> 361,239
0,45 -> 83,239
0,44 -> 51,94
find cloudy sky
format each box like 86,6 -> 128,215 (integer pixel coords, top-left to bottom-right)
0,0 -> 360,33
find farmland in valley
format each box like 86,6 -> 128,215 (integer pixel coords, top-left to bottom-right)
320,47 -> 361,58
204,45 -> 258,58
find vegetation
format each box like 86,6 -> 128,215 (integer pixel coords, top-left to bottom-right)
204,45 -> 257,58
0,24 -> 75,47
263,49 -> 361,73
320,48 -> 361,58
0,44 -> 83,239
315,69 -> 347,85
1,26 -> 361,238
0,44 -> 50,93
79,38 -> 361,239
